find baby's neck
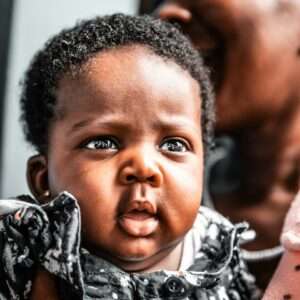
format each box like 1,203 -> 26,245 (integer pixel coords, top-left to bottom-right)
141,241 -> 183,273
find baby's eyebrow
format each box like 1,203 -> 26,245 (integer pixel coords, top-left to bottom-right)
68,118 -> 130,135
68,115 -> 200,135
152,115 -> 201,135
70,119 -> 93,132
155,117 -> 199,129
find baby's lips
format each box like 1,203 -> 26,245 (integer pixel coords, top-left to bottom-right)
280,192 -> 300,251
118,212 -> 158,237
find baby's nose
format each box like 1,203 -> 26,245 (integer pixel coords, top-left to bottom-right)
119,150 -> 163,187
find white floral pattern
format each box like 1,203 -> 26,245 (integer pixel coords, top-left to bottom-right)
0,193 -> 261,299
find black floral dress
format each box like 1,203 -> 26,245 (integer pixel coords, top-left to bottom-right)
0,192 -> 261,299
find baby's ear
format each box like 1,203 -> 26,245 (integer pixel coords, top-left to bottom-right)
27,154 -> 50,203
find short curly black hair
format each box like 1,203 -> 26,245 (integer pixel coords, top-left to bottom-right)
20,13 -> 214,154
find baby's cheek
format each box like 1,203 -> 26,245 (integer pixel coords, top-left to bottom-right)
164,189 -> 201,238
80,203 -> 115,246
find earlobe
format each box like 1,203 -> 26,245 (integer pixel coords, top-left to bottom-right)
157,3 -> 191,23
27,154 -> 50,203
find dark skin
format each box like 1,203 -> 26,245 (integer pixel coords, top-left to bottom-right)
158,0 -> 300,289
31,269 -> 60,300
28,46 -> 204,297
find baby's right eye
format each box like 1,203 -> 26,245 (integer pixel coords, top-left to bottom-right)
83,137 -> 119,151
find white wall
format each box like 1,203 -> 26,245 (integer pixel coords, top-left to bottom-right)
1,0 -> 138,197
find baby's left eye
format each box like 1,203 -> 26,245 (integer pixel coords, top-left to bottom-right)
160,139 -> 189,153
83,137 -> 118,150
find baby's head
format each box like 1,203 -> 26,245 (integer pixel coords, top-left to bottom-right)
21,14 -> 214,272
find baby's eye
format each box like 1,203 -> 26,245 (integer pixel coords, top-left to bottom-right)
160,138 -> 189,153
83,137 -> 118,150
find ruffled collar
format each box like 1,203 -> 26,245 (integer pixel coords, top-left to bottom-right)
0,192 -> 255,300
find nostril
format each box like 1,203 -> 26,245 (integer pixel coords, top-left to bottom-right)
126,175 -> 136,182
148,175 -> 156,182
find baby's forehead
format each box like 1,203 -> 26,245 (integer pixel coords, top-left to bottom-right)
56,45 -> 200,106
54,46 -> 202,127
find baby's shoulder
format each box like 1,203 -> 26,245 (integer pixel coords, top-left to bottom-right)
192,205 -> 248,241
0,192 -> 83,300
184,206 -> 260,299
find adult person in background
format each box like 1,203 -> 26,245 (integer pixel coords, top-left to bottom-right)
139,0 -> 300,289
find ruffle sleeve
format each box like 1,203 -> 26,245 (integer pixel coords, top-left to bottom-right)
0,192 -> 84,300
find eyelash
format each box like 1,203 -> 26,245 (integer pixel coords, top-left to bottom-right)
81,136 -> 190,153
82,136 -> 119,151
160,138 -> 190,153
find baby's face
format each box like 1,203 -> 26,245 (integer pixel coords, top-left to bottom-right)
47,46 -> 203,271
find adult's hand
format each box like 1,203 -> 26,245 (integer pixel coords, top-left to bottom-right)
281,191 -> 300,251
263,191 -> 300,299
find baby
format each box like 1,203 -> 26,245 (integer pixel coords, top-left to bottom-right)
0,14 -> 259,299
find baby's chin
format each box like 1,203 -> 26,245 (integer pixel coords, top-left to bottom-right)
112,252 -> 171,273
89,239 -> 182,273
108,246 -> 170,272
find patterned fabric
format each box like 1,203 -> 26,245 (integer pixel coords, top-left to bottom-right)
0,192 -> 261,300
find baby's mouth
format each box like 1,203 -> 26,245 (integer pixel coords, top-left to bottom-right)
118,210 -> 158,237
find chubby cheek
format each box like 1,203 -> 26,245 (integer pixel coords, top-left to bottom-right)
48,158 -> 118,227
163,158 -> 203,238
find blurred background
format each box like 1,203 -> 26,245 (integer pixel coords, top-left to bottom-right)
0,0 -> 143,197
